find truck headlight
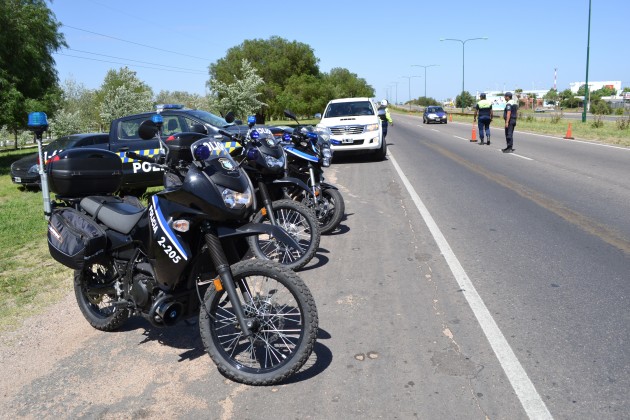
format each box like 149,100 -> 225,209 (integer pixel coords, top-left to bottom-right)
365,123 -> 380,132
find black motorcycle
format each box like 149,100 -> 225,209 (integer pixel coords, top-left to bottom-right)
40,114 -> 318,385
280,110 -> 345,234
218,117 -> 321,270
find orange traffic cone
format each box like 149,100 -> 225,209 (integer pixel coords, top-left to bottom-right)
563,123 -> 574,140
449,113 -> 453,122
470,123 -> 477,142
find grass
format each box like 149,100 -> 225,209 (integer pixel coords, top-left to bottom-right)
0,148 -> 73,331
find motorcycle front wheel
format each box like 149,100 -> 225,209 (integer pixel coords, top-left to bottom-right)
248,199 -> 320,270
74,261 -> 129,331
199,259 -> 318,385
311,187 -> 345,234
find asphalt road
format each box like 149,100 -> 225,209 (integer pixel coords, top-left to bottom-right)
1,116 -> 628,419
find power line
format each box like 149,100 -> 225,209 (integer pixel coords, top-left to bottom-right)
65,48 -> 208,73
55,52 -> 208,75
62,24 -> 213,61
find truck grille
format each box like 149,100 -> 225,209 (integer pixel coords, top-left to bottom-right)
330,125 -> 365,135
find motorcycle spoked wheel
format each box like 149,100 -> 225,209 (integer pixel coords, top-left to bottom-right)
199,259 -> 318,385
247,199 -> 320,270
303,187 -> 345,234
74,261 -> 129,331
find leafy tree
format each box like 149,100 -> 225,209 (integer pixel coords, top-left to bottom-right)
412,97 -> 440,107
98,67 -> 153,130
208,59 -> 266,120
0,0 -> 66,148
544,89 -> 559,105
209,37 -> 319,119
623,87 -> 630,93
155,90 -> 208,111
455,91 -> 474,108
322,68 -> 374,99
277,73 -> 328,117
49,78 -> 101,135
590,98 -> 612,115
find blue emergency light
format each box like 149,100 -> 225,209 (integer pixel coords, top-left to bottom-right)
152,114 -> 164,124
27,112 -> 48,131
247,116 -> 257,125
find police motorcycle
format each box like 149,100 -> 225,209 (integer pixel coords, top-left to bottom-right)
218,116 -> 320,271
279,110 -> 345,234
31,112 -> 318,385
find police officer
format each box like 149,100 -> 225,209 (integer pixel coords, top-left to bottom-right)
473,93 -> 493,145
378,99 -> 393,139
503,92 -> 518,153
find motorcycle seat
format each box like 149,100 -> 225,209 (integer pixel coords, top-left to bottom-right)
80,195 -> 146,234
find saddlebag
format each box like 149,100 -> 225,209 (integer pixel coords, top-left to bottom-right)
47,207 -> 107,270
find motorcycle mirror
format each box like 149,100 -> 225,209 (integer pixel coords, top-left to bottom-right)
283,109 -> 297,120
224,112 -> 235,124
138,119 -> 159,140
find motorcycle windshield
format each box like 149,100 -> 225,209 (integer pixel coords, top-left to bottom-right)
190,138 -> 239,169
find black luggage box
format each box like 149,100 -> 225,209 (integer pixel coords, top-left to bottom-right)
47,148 -> 123,197
164,132 -> 207,164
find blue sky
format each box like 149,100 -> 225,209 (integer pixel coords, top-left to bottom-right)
49,0 -> 629,103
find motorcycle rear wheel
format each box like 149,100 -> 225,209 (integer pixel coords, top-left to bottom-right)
248,199 -> 320,270
74,261 -> 129,331
199,259 -> 318,385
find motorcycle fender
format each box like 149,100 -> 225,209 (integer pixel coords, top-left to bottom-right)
216,223 -> 301,250
319,182 -> 338,190
272,177 -> 311,194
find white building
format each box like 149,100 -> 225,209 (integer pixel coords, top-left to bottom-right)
569,81 -> 622,94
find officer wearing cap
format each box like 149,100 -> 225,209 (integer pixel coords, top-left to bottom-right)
473,93 -> 493,145
502,92 -> 518,153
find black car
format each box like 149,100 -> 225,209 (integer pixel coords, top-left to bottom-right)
10,133 -> 109,188
422,106 -> 448,124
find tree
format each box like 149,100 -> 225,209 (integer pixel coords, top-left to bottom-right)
209,37 -> 319,119
155,90 -> 209,111
49,78 -> 100,135
0,0 -> 66,148
98,67 -> 153,130
455,91 -> 474,108
544,88 -> 559,106
208,59 -> 266,120
412,97 -> 440,107
277,73 -> 328,117
322,68 -> 374,99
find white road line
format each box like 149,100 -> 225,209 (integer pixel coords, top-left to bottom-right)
454,135 -> 468,141
431,129 -> 440,132
504,151 -> 533,161
388,150 -> 553,420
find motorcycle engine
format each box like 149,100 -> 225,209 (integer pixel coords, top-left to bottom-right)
130,262 -> 158,309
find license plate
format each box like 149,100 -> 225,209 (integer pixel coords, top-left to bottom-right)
14,177 -> 21,183
342,138 -> 353,144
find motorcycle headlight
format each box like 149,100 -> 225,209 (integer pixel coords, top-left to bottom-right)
221,186 -> 253,209
264,154 -> 284,168
322,148 -> 332,159
365,123 -> 380,132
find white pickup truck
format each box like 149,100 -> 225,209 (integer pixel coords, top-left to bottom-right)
316,97 -> 386,161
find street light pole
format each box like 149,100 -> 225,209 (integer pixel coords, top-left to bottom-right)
440,37 -> 488,112
411,64 -> 438,99
401,75 -> 421,111
582,0 -> 592,123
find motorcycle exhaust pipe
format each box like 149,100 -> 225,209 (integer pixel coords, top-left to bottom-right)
149,295 -> 184,327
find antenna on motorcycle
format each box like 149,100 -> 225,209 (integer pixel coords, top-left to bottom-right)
284,109 -> 299,124
27,112 -> 51,220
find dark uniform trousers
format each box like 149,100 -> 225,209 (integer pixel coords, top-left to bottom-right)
505,121 -> 516,148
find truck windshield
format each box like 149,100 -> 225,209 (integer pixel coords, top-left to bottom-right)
325,101 -> 374,118
186,110 -> 231,128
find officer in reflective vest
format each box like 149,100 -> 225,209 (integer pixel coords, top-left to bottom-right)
473,93 -> 493,145
502,92 -> 518,153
